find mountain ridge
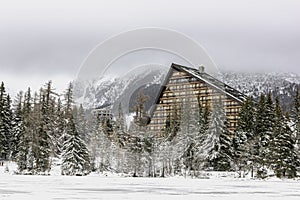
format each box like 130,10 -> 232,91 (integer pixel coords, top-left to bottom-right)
74,67 -> 300,115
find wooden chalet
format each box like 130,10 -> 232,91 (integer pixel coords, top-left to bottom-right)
147,63 -> 247,135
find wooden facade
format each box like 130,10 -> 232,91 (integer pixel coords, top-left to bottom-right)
148,63 -> 247,134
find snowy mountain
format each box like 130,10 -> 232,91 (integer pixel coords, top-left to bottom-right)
74,67 -> 300,115
74,64 -> 168,114
219,71 -> 300,112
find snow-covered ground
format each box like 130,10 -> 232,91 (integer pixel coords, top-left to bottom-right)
1,162 -> 300,200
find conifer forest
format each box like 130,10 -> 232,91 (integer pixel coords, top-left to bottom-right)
0,80 -> 300,179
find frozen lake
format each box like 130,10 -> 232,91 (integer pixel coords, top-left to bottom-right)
1,173 -> 300,200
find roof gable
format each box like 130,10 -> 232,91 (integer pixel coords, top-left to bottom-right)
171,63 -> 247,103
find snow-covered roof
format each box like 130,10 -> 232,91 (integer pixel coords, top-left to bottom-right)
171,63 -> 247,103
95,103 -> 112,110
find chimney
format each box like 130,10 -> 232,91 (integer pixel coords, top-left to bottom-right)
199,65 -> 205,73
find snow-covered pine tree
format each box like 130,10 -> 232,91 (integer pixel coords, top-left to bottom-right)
144,131 -> 160,177
178,99 -> 200,176
53,98 -> 64,156
269,97 -> 299,178
0,82 -> 13,160
74,104 -> 89,144
124,90 -> 150,177
254,93 -> 275,177
35,90 -> 51,173
259,93 -> 275,174
126,122 -> 144,177
16,88 -> 32,173
97,121 -> 113,172
41,81 -> 59,159
61,83 -> 91,176
61,114 -> 91,176
26,91 -> 41,173
200,98 -> 232,171
140,131 -> 155,177
233,96 -> 256,176
215,118 -> 233,171
11,91 -> 24,160
194,97 -> 210,174
235,96 -> 256,138
157,138 -> 175,177
291,88 -> 300,159
88,115 -> 101,171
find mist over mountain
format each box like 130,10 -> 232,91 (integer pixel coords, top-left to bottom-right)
74,64 -> 168,115
74,66 -> 300,115
219,71 -> 300,112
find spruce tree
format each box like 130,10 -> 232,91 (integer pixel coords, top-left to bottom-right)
16,88 -> 32,173
178,100 -> 198,175
74,104 -> 88,144
11,92 -> 24,159
61,114 -> 91,176
255,93 -> 275,177
35,91 -> 51,173
194,100 -> 210,173
200,99 -> 232,171
41,81 -> 58,159
53,98 -> 64,156
61,83 -> 91,176
126,122 -> 144,177
270,98 -> 299,178
215,118 -> 233,171
88,115 -> 102,171
261,93 -> 275,171
291,88 -> 300,159
0,82 -> 13,160
233,96 -> 256,176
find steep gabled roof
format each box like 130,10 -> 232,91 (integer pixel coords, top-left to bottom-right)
171,63 -> 247,103
149,63 -> 247,117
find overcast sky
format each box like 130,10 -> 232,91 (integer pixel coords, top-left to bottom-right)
1,0 -> 300,96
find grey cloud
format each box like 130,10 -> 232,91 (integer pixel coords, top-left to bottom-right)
0,0 -> 300,97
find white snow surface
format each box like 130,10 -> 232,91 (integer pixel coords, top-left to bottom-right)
1,162 -> 300,200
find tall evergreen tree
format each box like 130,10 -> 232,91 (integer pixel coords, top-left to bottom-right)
261,93 -> 275,171
126,122 -> 144,177
255,93 -> 275,177
11,91 -> 24,159
41,81 -> 58,159
215,118 -> 233,171
177,100 -> 198,176
53,98 -> 64,156
35,90 -> 51,173
74,104 -> 88,144
291,88 -> 300,158
61,114 -> 91,176
233,96 -> 256,176
270,98 -> 299,178
0,82 -> 13,160
61,83 -> 91,176
194,98 -> 210,172
200,99 -> 232,171
16,88 -> 32,172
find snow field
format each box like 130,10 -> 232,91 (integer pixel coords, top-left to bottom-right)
1,167 -> 300,200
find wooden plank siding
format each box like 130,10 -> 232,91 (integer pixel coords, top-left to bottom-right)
147,64 -> 246,135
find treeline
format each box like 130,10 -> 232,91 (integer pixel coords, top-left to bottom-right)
122,91 -> 300,179
233,93 -> 300,178
0,81 -> 90,175
0,80 -> 300,179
